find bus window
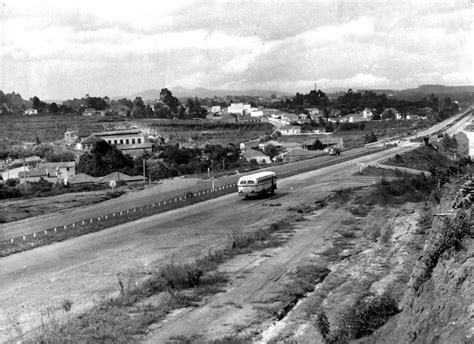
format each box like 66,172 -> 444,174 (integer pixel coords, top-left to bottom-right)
247,181 -> 255,184
239,180 -> 246,185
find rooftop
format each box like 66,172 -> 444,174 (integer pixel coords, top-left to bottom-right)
92,129 -> 143,136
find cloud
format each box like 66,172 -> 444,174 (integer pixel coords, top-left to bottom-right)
1,0 -> 472,98
317,73 -> 392,89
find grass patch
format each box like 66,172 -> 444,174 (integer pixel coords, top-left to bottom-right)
273,265 -> 331,321
368,173 -> 434,205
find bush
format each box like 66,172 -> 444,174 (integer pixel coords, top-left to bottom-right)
329,292 -> 399,342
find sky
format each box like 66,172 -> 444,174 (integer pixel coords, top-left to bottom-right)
0,0 -> 472,100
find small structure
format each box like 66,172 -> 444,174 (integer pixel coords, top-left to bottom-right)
258,140 -> 282,150
211,106 -> 221,114
362,108 -> 373,119
37,161 -> 76,180
228,103 -> 244,115
18,169 -> 50,182
278,126 -> 301,136
64,131 -> 79,147
68,173 -> 100,185
77,135 -> 104,151
24,108 -> 38,115
82,108 -> 96,116
241,149 -> 270,165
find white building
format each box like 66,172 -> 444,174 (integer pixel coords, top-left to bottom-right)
24,108 -> 38,115
228,103 -> 244,115
211,106 -> 221,113
278,126 -> 301,136
362,108 -> 373,119
250,110 -> 263,117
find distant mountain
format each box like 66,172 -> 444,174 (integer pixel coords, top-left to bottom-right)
119,87 -> 292,101
369,85 -> 474,97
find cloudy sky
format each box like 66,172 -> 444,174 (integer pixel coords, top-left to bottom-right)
0,0 -> 472,100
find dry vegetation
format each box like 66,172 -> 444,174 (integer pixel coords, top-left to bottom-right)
26,220 -> 293,343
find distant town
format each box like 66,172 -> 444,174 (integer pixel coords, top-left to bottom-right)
0,84 -> 472,198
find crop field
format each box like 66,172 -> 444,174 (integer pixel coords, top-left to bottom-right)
0,115 -> 124,143
0,115 -> 273,147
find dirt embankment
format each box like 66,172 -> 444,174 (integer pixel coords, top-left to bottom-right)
361,182 -> 473,344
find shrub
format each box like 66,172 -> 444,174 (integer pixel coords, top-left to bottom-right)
329,292 -> 399,342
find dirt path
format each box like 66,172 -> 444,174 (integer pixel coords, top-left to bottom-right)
143,204 -> 344,343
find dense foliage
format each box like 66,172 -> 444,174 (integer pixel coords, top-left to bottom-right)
76,141 -> 142,177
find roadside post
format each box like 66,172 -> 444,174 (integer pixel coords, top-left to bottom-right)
110,179 -> 116,192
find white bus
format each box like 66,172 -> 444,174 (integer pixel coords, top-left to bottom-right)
237,171 -> 277,199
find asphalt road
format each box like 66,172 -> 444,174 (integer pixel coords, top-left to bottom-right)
0,146 -> 378,241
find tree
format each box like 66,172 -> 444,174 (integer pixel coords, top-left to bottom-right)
86,97 -> 107,110
131,97 -> 146,117
77,141 -> 134,177
48,102 -> 59,114
160,88 -> 179,114
365,130 -> 377,143
264,144 -> 278,159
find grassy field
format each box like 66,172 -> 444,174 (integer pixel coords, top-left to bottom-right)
0,115 -> 273,147
0,114 -> 124,143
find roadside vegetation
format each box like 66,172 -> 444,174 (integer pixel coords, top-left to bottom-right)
0,178 -> 113,201
302,135 -> 472,344
25,220 -> 292,343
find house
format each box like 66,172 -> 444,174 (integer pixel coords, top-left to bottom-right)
340,113 -> 367,123
362,108 -> 373,119
228,103 -> 244,115
278,126 -> 301,136
267,116 -> 291,128
298,113 -> 309,120
82,108 -> 96,116
241,149 -> 270,165
24,108 -> 38,115
258,140 -> 282,150
238,115 -> 261,123
249,110 -> 263,117
18,169 -> 51,183
211,106 -> 221,114
92,129 -> 153,156
1,166 -> 30,181
307,108 -> 321,116
77,135 -> 104,151
37,161 -> 76,180
67,173 -> 100,185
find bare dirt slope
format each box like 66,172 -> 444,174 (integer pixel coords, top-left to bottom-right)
142,185 -> 428,343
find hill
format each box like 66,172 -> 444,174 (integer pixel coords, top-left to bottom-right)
120,87 -> 292,101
